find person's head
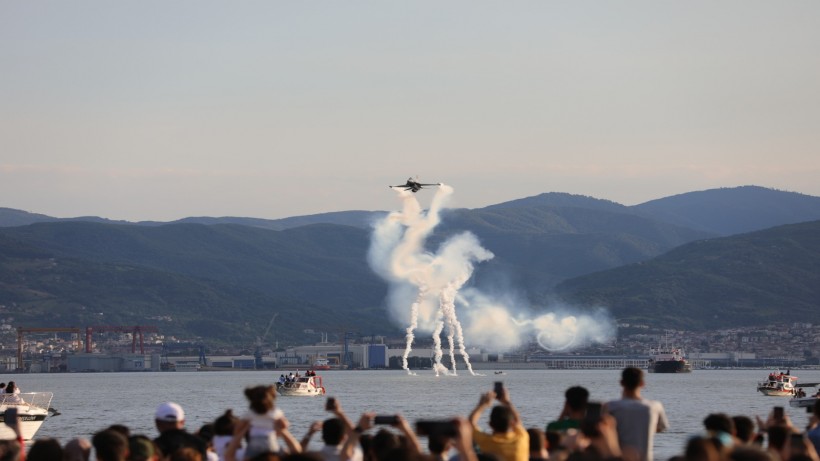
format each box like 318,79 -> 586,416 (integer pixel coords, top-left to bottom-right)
489,405 -> 515,433
4,382 -> 15,393
545,431 -> 563,455
427,433 -> 450,456
704,413 -> 735,435
106,424 -> 131,438
197,423 -> 214,444
565,386 -> 589,413
685,436 -> 721,461
527,428 -> 547,455
129,435 -> 158,461
168,447 -> 203,461
63,438 -> 92,461
620,367 -> 644,391
370,428 -> 401,461
244,385 -> 276,415
321,418 -> 346,446
0,440 -> 21,461
814,399 -> 820,418
92,429 -> 129,461
213,409 -> 238,436
26,438 -> 63,461
766,425 -> 789,451
732,416 -> 755,444
155,402 -> 186,432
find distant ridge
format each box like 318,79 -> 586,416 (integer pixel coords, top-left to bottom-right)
2,185 -> 820,344
555,220 -> 820,330
633,186 -> 820,235
483,192 -> 629,214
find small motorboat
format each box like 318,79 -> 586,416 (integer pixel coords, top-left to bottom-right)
758,371 -> 797,397
0,392 -> 57,440
790,382 -> 820,408
494,371 -> 505,375
790,396 -> 818,408
276,375 -> 326,397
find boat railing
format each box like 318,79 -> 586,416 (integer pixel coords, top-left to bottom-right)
0,392 -> 54,411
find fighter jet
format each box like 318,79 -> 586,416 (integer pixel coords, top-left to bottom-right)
389,177 -> 442,193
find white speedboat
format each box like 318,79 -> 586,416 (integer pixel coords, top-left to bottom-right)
790,396 -> 818,408
276,375 -> 326,396
757,371 -> 797,396
0,392 -> 55,440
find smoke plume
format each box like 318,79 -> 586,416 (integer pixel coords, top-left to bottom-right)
368,185 -> 615,375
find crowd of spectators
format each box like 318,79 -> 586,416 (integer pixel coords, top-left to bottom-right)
3,367 -> 820,461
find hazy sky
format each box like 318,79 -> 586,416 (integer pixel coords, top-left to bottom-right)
2,2 -> 819,221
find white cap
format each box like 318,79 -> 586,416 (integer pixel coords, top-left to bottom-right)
155,402 -> 185,422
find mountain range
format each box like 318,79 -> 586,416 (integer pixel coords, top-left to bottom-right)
2,185 -> 819,348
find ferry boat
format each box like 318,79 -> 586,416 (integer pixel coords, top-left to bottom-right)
647,346 -> 692,373
312,358 -> 331,371
757,371 -> 797,396
276,375 -> 326,397
0,392 -> 56,440
174,361 -> 202,372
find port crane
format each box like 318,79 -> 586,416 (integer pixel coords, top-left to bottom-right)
255,313 -> 278,369
85,325 -> 159,354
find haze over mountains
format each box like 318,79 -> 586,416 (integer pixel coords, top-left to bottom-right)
1,185 -> 819,348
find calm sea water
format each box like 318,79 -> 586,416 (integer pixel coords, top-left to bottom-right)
11,368 -> 820,460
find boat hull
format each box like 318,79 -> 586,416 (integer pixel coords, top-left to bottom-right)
650,361 -> 692,373
758,389 -> 794,397
790,397 -> 817,408
0,392 -> 53,440
757,375 -> 796,397
275,376 -> 326,397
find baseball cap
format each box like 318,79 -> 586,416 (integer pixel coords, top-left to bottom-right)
155,402 -> 185,422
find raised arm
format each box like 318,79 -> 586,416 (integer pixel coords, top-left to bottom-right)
342,412 -> 375,461
393,414 -> 421,454
275,416 -> 303,454
496,387 -> 523,429
469,392 -> 494,428
224,419 -> 250,461
328,397 -> 355,432
300,420 -> 323,449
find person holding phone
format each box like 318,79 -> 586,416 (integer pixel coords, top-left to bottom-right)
468,382 -> 529,461
546,386 -> 590,433
298,396 -> 363,461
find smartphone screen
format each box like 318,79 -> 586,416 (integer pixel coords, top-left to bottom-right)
325,397 -> 336,411
373,415 -> 399,425
774,406 -> 784,421
494,381 -> 504,397
416,420 -> 458,437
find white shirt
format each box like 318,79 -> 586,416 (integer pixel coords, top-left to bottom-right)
606,397 -> 668,461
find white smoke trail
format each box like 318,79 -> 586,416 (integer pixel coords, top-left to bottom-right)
368,184 -> 617,375
401,285 -> 426,375
431,305 -> 447,376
